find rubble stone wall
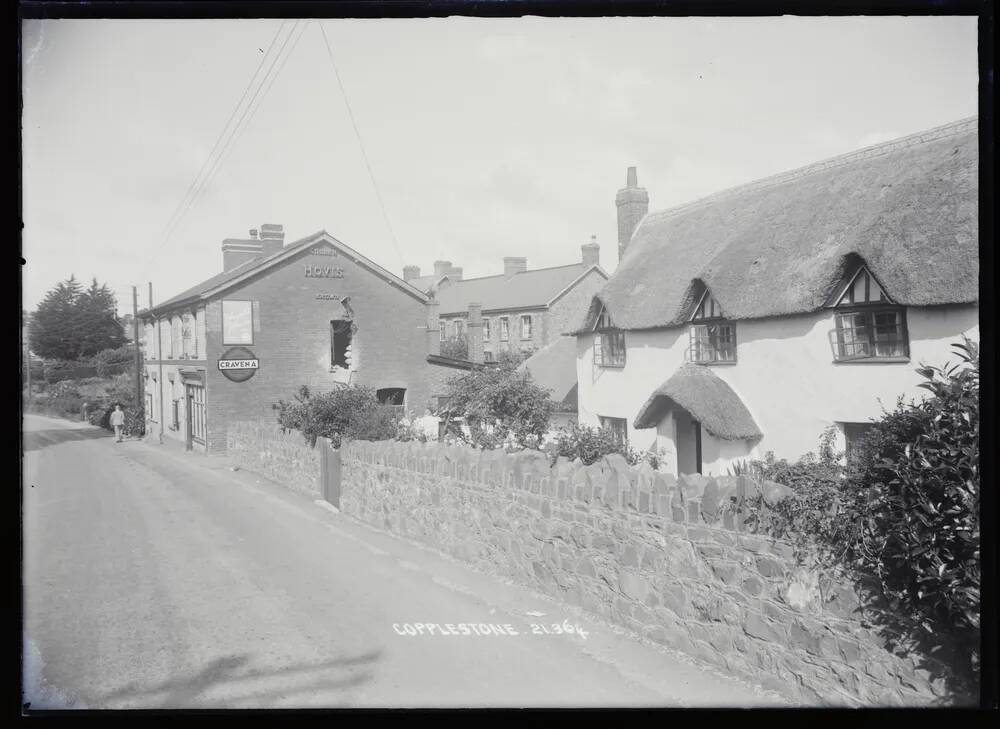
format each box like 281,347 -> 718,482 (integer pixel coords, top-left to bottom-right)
227,420 -> 321,498
338,438 -> 947,707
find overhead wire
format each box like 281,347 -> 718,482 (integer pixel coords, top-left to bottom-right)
159,20 -> 289,247
317,20 -> 405,270
161,20 -> 303,251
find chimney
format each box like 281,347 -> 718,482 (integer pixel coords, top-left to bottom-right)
447,266 -> 463,281
582,235 -> 600,267
403,265 -> 421,282
433,260 -> 453,278
259,223 -> 285,257
467,302 -> 484,363
222,235 -> 264,272
503,257 -> 528,278
615,166 -> 649,264
426,295 -> 440,356
249,229 -> 259,239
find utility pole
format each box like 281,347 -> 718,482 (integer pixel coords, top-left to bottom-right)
151,282 -> 164,445
23,313 -> 30,402
132,286 -> 141,413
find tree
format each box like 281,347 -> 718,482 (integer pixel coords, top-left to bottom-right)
440,357 -> 555,450
30,276 -> 126,360
440,335 -> 468,360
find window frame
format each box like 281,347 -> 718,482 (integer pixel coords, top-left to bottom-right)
520,314 -> 533,340
687,321 -> 738,364
599,416 -> 628,446
499,316 -> 510,342
483,318 -> 491,341
592,306 -> 626,368
829,305 -> 910,363
221,299 -> 255,346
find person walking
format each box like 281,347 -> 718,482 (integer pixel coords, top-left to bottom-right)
110,405 -> 126,443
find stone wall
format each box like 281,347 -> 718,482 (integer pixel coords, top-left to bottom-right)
227,421 -> 321,498
338,439 -> 949,706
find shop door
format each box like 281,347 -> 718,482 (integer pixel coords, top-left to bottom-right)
185,383 -> 206,449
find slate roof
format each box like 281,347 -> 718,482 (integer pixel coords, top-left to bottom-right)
141,231 -> 428,317
517,335 -> 578,410
436,263 -> 605,315
580,117 -> 978,332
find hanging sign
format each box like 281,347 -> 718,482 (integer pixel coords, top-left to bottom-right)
218,346 -> 259,382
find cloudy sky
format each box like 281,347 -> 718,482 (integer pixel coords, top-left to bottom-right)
21,15 -> 978,315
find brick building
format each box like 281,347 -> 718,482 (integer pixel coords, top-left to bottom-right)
403,241 -> 609,361
139,224 -> 455,453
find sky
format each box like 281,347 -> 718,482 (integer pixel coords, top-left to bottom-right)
21,15 -> 979,316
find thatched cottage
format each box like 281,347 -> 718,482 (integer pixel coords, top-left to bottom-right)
573,117 -> 979,476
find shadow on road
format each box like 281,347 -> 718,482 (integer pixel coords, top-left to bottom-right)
97,650 -> 382,709
23,427 -> 113,453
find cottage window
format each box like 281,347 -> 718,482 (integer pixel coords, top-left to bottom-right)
827,265 -> 909,362
599,416 -> 628,446
439,319 -> 446,342
592,306 -> 626,368
222,300 -> 254,345
483,318 -> 491,340
687,290 -> 736,364
831,309 -> 908,361
499,317 -> 509,342
454,319 -> 465,339
331,319 -> 354,369
520,315 -> 533,340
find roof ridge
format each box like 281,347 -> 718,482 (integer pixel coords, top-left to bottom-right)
448,262 -> 586,283
649,116 -> 978,223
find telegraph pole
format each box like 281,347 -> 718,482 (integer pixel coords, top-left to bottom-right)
151,282 -> 164,445
23,313 -> 30,401
132,286 -> 141,412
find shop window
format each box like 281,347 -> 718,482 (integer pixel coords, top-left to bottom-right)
331,319 -> 354,369
222,300 -> 253,345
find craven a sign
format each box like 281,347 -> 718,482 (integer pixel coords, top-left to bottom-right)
218,347 -> 259,382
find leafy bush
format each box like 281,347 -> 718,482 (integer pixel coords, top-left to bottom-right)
836,338 -> 980,688
43,381 -> 85,415
274,385 -> 401,448
43,359 -> 98,384
548,423 -> 642,466
91,345 -> 136,378
440,359 -> 554,450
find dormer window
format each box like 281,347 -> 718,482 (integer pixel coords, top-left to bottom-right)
593,304 -> 626,368
828,266 -> 909,362
687,289 -> 736,364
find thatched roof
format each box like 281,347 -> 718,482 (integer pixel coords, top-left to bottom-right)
633,364 -> 762,440
588,117 -> 978,331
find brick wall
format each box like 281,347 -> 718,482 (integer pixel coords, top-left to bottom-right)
337,439 -> 953,706
227,420 -> 320,498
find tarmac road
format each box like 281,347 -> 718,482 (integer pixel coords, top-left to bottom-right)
22,414 -> 788,709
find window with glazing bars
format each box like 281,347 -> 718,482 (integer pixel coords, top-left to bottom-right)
687,290 -> 736,363
831,309 -> 908,360
593,306 -> 626,367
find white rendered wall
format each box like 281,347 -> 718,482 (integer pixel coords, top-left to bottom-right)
577,304 -> 979,467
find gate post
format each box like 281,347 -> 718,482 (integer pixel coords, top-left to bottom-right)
317,438 -> 342,508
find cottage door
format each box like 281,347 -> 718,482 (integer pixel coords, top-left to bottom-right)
185,383 -> 206,449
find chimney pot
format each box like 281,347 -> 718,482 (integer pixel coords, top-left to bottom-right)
627,166 -> 638,188
447,266 -> 463,281
249,229 -> 258,239
433,260 -> 453,278
403,265 -> 421,282
258,223 -> 284,256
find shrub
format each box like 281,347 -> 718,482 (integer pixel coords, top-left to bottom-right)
548,424 -> 642,466
91,345 -> 136,378
440,359 -> 555,450
274,385 -> 400,448
43,359 -> 98,384
836,338 -> 980,689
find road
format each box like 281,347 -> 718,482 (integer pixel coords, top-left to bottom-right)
22,414 -> 788,709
